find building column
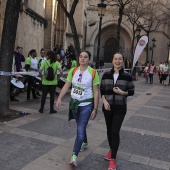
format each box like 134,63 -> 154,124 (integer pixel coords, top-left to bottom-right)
44,0 -> 53,51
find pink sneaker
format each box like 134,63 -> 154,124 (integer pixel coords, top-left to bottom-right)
104,150 -> 112,160
108,159 -> 116,170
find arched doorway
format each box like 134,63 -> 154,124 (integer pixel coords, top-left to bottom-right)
104,37 -> 117,63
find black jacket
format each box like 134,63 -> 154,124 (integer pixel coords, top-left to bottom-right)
100,67 -> 135,107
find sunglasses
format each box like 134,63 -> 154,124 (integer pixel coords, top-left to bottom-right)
78,73 -> 82,82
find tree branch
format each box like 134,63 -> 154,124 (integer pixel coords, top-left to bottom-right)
57,0 -> 69,17
70,0 -> 79,16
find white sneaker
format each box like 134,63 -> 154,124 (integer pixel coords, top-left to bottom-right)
80,142 -> 88,152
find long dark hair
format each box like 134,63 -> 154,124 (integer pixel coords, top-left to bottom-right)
46,50 -> 56,64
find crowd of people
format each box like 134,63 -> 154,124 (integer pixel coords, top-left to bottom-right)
11,43 -> 170,169
11,44 -> 170,170
7,38 -> 170,170
11,42 -> 77,109
143,61 -> 170,85
11,45 -> 136,170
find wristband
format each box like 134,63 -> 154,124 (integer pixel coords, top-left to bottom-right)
93,108 -> 97,112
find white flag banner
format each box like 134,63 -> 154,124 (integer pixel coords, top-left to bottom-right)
132,35 -> 148,70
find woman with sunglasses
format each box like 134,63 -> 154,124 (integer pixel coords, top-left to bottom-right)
100,53 -> 135,170
56,51 -> 100,167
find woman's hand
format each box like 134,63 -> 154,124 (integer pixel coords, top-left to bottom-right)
56,99 -> 61,109
55,81 -> 71,109
103,100 -> 111,110
90,110 -> 97,120
113,87 -> 124,95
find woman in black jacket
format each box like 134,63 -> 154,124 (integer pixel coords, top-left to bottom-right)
100,52 -> 135,170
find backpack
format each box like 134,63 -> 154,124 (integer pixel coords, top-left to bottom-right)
45,61 -> 55,81
72,67 -> 96,81
38,59 -> 42,69
60,49 -> 65,57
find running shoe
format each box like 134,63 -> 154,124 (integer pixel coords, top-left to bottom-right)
108,159 -> 116,170
105,150 -> 112,160
80,142 -> 88,152
69,153 -> 77,166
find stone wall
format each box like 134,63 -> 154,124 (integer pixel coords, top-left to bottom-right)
16,0 -> 46,57
0,0 -> 46,58
0,0 -> 170,66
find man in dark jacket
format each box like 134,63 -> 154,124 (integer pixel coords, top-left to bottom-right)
14,46 -> 25,72
68,42 -> 75,54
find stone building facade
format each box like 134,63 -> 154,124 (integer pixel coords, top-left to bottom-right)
0,0 -> 67,57
84,0 -> 170,65
0,0 -> 170,65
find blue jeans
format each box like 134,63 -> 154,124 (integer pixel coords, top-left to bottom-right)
72,103 -> 93,156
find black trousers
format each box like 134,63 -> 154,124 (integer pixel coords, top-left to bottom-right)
40,85 -> 56,111
103,105 -> 126,159
149,73 -> 153,83
27,76 -> 36,99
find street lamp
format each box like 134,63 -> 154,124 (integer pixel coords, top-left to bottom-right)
167,42 -> 170,62
96,0 -> 106,69
136,26 -> 141,42
150,38 -> 156,63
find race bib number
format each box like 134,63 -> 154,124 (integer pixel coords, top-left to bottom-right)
71,85 -> 85,98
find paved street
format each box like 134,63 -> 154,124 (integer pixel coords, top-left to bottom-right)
0,75 -> 170,170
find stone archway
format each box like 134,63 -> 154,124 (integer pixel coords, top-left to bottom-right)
87,20 -> 133,62
104,37 -> 117,63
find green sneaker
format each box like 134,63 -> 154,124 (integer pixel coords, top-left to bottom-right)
69,154 -> 77,166
80,142 -> 88,152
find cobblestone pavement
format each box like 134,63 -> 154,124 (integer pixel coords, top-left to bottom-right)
0,75 -> 170,170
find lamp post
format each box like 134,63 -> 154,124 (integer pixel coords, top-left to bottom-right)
150,38 -> 156,63
136,26 -> 141,42
167,42 -> 170,62
96,0 -> 106,69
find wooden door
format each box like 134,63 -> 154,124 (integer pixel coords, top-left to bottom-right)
104,37 -> 117,63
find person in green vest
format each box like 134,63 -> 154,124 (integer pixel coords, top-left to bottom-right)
70,53 -> 77,69
36,48 -> 47,96
66,53 -> 77,70
39,50 -> 63,114
25,49 -> 39,100
37,48 -> 47,68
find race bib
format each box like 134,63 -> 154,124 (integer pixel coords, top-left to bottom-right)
71,85 -> 85,98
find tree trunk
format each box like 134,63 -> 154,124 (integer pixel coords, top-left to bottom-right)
0,0 -> 21,116
116,5 -> 124,52
57,0 -> 81,57
68,16 -> 81,57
